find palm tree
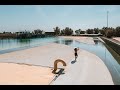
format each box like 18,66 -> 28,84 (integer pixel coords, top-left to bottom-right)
54,26 -> 60,36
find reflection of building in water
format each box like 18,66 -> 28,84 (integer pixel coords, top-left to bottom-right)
93,37 -> 99,45
61,39 -> 73,45
94,40 -> 98,44
54,41 -> 59,43
54,38 -> 60,43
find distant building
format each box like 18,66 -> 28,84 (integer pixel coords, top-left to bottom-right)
15,31 -> 31,39
45,32 -> 55,36
42,31 -> 45,34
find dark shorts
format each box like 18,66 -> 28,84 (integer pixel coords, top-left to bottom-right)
75,53 -> 78,56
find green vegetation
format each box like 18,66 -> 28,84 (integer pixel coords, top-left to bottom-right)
0,26 -> 120,39
80,31 -> 85,34
54,27 -> 60,36
60,27 -> 73,36
74,26 -> 120,38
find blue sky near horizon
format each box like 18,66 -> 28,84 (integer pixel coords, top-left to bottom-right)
0,5 -> 120,32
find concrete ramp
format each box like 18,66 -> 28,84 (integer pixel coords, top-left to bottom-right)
51,49 -> 114,85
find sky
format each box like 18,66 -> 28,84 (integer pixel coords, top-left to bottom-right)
0,5 -> 120,32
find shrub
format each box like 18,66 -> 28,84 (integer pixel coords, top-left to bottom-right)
106,30 -> 113,38
80,31 -> 85,34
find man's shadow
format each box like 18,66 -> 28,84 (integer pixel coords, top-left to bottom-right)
71,56 -> 78,64
71,60 -> 76,64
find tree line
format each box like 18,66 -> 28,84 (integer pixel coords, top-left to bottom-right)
0,29 -> 45,39
0,26 -> 120,39
54,26 -> 120,38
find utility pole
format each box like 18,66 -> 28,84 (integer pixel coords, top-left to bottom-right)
107,11 -> 109,28
105,11 -> 109,37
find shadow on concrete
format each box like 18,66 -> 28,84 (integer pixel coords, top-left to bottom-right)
55,68 -> 65,75
71,60 -> 76,64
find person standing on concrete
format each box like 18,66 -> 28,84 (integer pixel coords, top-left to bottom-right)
74,47 -> 79,61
